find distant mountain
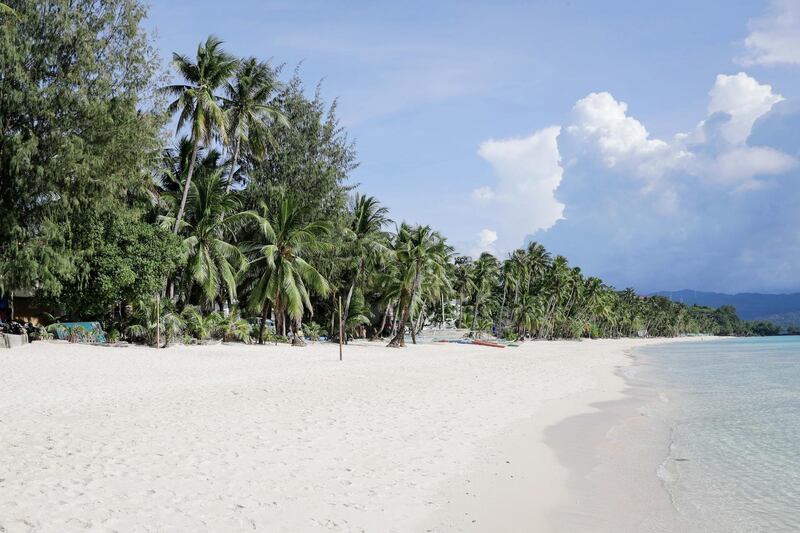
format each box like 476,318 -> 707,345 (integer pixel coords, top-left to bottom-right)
652,290 -> 800,325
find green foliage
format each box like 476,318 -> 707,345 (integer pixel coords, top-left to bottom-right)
242,72 -> 357,222
0,0 -> 164,296
51,213 -> 182,319
302,321 -> 326,341
182,306 -> 222,340
244,194 -> 331,343
2,3 -> 777,347
217,307 -> 253,343
126,297 -> 186,346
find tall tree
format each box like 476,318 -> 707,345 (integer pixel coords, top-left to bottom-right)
470,252 -> 500,333
246,196 -> 330,345
0,0 -> 164,299
163,35 -> 237,233
387,224 -> 450,348
160,169 -> 254,306
222,57 -> 288,192
340,194 -> 390,339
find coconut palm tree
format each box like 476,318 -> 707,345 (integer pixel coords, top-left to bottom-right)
340,194 -> 390,339
246,195 -> 330,345
386,224 -> 450,347
470,252 -> 500,334
163,35 -> 238,233
217,306 -> 253,342
511,294 -> 543,339
161,169 -> 254,306
181,305 -> 222,340
223,57 -> 288,192
126,297 -> 186,347
452,256 -> 475,328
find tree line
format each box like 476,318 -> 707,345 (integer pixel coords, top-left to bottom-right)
0,1 -> 768,346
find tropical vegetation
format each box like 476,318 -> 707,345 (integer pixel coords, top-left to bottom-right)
0,1 -> 778,346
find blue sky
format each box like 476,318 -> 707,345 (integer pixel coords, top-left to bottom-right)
145,0 -> 800,293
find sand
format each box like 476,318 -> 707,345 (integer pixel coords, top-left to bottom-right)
0,337 -> 700,532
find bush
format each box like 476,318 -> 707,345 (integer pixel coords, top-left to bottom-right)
302,321 -> 326,341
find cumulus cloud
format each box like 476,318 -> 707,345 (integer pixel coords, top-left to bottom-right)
738,0 -> 800,66
470,126 -> 564,254
526,73 -> 798,293
471,228 -> 499,257
705,73 -> 784,145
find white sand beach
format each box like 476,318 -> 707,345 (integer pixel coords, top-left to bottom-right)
0,338 -> 700,532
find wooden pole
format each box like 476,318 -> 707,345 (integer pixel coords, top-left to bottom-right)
156,293 -> 161,349
338,296 -> 343,361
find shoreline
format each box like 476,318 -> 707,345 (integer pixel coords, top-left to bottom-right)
541,336 -> 722,533
1,337 -> 709,532
420,336 -> 712,533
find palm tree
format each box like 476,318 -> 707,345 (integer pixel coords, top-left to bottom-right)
126,297 -> 186,347
511,294 -> 543,339
181,305 -> 222,341
246,196 -> 330,345
163,35 -> 238,233
386,224 -> 450,347
525,241 -> 551,293
452,256 -> 475,328
161,169 -> 254,306
340,194 -> 390,339
470,252 -> 500,334
217,306 -> 253,343
223,57 -> 288,192
538,255 -> 570,339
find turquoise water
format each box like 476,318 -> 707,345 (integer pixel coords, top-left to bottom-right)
638,337 -> 800,532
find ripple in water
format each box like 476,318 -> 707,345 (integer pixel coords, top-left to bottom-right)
640,337 -> 800,532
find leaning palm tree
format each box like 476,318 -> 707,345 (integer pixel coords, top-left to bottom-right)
340,194 -> 390,338
160,169 -> 254,306
222,57 -> 288,192
246,196 -> 330,345
387,224 -> 451,348
163,35 -> 238,233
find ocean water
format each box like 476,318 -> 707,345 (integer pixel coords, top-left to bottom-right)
638,337 -> 800,532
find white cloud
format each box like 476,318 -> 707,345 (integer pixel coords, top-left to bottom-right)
705,146 -> 796,189
526,74 -> 800,293
471,228 -> 498,257
739,0 -> 800,66
567,92 -> 671,168
473,126 -> 564,254
706,73 -> 784,145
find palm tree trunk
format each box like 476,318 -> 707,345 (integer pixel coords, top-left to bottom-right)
174,141 -> 199,234
390,301 -> 400,336
225,139 -> 241,193
415,309 -> 426,334
375,301 -> 391,338
330,293 -> 337,338
472,294 -> 481,334
387,303 -> 408,347
342,281 -> 356,344
258,301 -> 270,345
291,317 -> 305,346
